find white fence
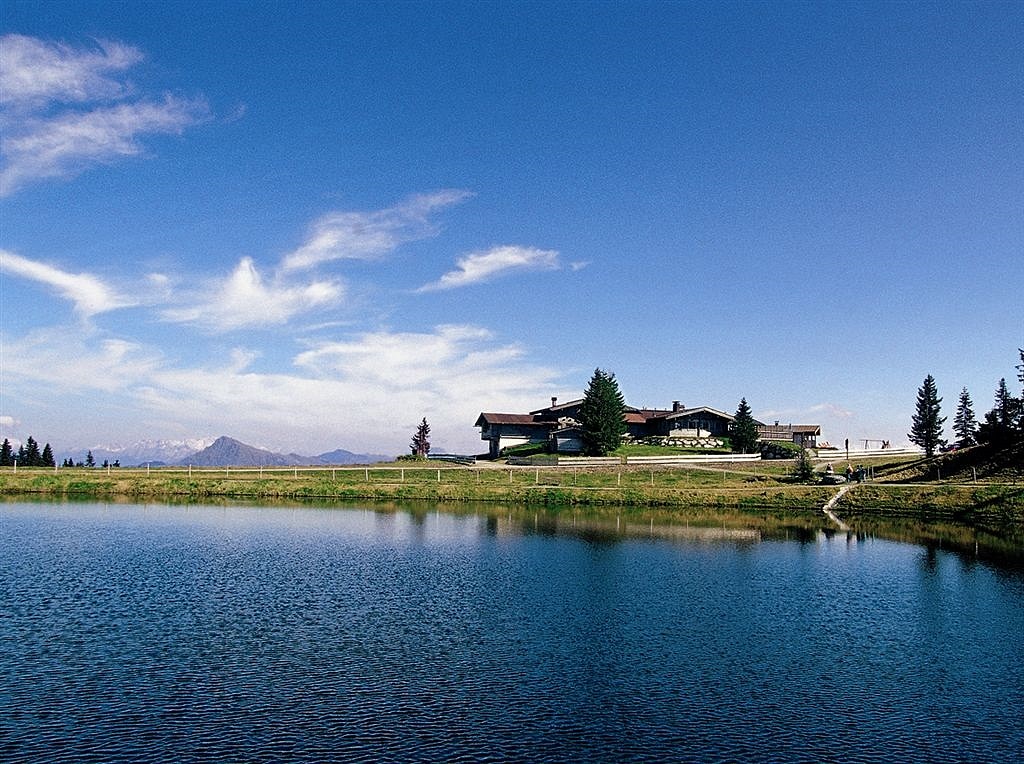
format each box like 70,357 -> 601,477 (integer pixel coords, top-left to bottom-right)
814,448 -> 922,460
625,454 -> 762,465
555,456 -> 621,466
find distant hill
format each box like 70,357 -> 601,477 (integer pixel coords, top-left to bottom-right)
63,438 -> 214,467
63,436 -> 393,468
318,448 -> 392,465
179,436 -> 311,467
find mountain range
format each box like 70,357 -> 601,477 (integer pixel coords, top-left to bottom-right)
67,436 -> 392,467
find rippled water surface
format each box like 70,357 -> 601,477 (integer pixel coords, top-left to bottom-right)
1,502 -> 1022,763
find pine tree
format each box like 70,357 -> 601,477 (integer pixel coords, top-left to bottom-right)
0,438 -> 12,467
410,418 -> 431,457
579,368 -> 627,456
978,378 -> 1022,447
85,450 -> 95,468
791,447 -> 816,482
730,398 -> 760,454
41,443 -> 55,468
952,387 -> 978,448
24,436 -> 42,467
908,374 -> 945,458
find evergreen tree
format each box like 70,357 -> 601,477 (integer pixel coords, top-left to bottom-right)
978,378 -> 1022,447
952,387 -> 978,448
85,450 -> 95,468
24,436 -> 42,467
908,374 -> 945,458
0,438 -> 11,467
41,443 -> 55,468
410,418 -> 431,457
16,444 -> 26,464
791,447 -> 816,482
729,397 -> 760,454
579,368 -> 627,456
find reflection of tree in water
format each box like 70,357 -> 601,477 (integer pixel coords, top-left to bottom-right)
851,516 -> 1024,574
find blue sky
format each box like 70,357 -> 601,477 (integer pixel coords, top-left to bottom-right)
1,0 -> 1021,456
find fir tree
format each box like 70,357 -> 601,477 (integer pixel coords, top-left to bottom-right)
579,368 -> 627,456
909,374 -> 945,458
978,378 -> 1022,447
0,438 -> 12,467
791,447 -> 816,482
85,450 -> 95,468
24,436 -> 42,467
410,418 -> 431,457
41,443 -> 55,468
730,397 -> 760,454
952,387 -> 978,448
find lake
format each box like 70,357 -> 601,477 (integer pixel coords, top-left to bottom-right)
1,500 -> 1022,763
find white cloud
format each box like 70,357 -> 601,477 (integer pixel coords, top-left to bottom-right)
0,415 -> 16,428
2,329 -> 163,393
161,256 -> 341,331
808,402 -> 855,419
417,245 -> 561,292
281,190 -> 472,272
0,33 -> 208,195
0,248 -> 133,315
3,322 -> 564,453
0,34 -> 143,106
760,402 -> 855,422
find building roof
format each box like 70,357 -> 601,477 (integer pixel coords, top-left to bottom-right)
529,398 -> 584,415
474,413 -> 554,427
656,406 -> 735,422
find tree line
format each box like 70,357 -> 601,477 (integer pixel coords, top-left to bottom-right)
0,439 -> 116,469
0,437 -> 55,467
909,349 -> 1024,458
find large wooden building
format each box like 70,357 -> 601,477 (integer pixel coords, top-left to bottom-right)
475,398 -> 818,458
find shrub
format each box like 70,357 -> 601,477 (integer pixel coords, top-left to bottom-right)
791,448 -> 816,482
761,441 -> 803,459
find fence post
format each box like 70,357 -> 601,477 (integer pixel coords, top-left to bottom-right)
437,469 -> 441,483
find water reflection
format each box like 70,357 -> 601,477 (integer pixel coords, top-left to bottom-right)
6,495 -> 1020,571
2,499 -> 1022,764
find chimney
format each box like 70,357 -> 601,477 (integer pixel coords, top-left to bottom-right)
672,400 -> 681,412
551,396 -> 558,408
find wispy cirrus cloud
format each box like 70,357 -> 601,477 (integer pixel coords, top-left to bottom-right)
160,256 -> 341,331
281,189 -> 472,272
0,33 -> 208,196
0,34 -> 142,106
417,245 -> 560,292
0,248 -> 134,315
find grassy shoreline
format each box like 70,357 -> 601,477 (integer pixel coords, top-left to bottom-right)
2,465 -> 1021,527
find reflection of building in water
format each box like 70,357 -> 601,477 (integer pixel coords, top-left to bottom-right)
484,511 -> 760,544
